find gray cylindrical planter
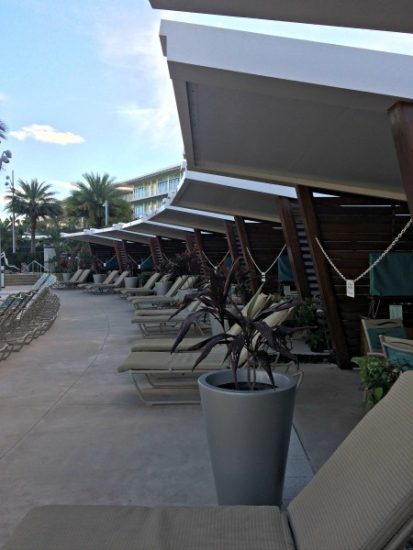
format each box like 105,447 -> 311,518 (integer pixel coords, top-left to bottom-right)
154,281 -> 172,295
62,273 -> 71,282
93,274 -> 106,284
124,276 -> 139,289
198,369 -> 297,506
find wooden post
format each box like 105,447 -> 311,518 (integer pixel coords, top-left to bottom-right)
185,233 -> 196,252
114,240 -> 128,271
224,221 -> 239,263
234,216 -> 259,292
296,186 -> 351,368
149,237 -> 163,270
277,197 -> 310,298
388,101 -> 413,218
192,229 -> 208,271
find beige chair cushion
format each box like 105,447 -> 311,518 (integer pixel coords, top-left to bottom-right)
288,371 -> 413,550
3,505 -> 294,550
118,349 -> 227,373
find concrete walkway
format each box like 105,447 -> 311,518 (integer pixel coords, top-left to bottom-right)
0,289 -> 363,545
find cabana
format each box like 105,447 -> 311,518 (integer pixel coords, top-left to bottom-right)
157,21 -> 413,367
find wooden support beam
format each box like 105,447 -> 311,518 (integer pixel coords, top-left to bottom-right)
224,221 -> 239,263
185,233 -> 196,252
234,216 -> 259,292
277,197 -> 310,298
388,101 -> 413,218
193,229 -> 208,271
113,240 -> 128,271
296,186 -> 352,368
149,237 -> 163,269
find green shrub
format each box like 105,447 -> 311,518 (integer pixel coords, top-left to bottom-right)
352,355 -> 403,409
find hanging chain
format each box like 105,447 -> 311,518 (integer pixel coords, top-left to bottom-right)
246,245 -> 286,283
201,250 -> 230,272
315,218 -> 412,283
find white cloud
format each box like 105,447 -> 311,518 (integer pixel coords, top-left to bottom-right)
10,124 -> 85,145
49,179 -> 77,191
93,7 -> 182,151
116,83 -> 180,149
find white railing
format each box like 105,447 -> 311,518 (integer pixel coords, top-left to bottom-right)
26,260 -> 45,273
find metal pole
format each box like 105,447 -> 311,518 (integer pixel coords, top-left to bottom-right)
103,200 -> 109,226
0,225 -> 3,288
11,170 -> 15,254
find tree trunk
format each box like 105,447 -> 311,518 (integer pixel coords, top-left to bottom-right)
30,219 -> 36,254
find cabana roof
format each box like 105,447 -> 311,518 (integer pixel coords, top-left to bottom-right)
87,226 -> 154,245
150,0 -> 413,33
61,231 -> 122,246
171,171 -> 296,221
124,219 -> 193,240
161,21 -> 413,202
148,203 -> 232,233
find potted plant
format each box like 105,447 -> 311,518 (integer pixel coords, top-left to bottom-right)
288,296 -> 330,352
352,355 -> 403,409
124,259 -> 140,289
57,257 -> 74,282
172,262 -> 300,506
169,250 -> 202,300
92,257 -> 106,283
154,257 -> 173,295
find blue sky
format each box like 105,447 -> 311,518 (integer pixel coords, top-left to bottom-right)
2,0 -> 413,214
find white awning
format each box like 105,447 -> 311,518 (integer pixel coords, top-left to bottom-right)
149,203 -> 232,233
161,21 -> 413,201
150,0 -> 413,33
171,171 -> 296,221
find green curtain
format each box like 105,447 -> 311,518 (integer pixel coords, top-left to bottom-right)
369,252 -> 413,296
278,253 -> 294,282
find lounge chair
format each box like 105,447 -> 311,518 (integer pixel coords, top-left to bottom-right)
65,269 -> 92,288
53,269 -> 84,289
131,299 -> 202,336
128,275 -> 192,309
380,334 -> 413,369
116,272 -> 161,296
130,293 -> 269,350
5,371 -> 412,549
88,271 -> 129,294
361,317 -> 406,355
79,270 -> 119,290
119,305 -> 294,405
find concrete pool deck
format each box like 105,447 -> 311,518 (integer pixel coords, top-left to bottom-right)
0,288 -> 364,545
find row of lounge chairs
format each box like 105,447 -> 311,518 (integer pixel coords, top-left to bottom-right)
55,269 -> 133,294
117,277 -> 299,405
80,270 -> 131,293
0,274 -> 60,361
54,269 -> 92,289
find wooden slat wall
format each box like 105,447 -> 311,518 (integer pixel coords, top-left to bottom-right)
199,232 -> 229,266
124,241 -> 151,264
114,241 -> 128,271
312,194 -> 413,358
159,238 -> 187,259
292,208 -> 320,296
149,237 -> 163,269
242,220 -> 285,294
89,243 -> 116,266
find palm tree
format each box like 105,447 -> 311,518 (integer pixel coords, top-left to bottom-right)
6,179 -> 62,253
64,172 -> 131,228
0,120 -> 7,141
